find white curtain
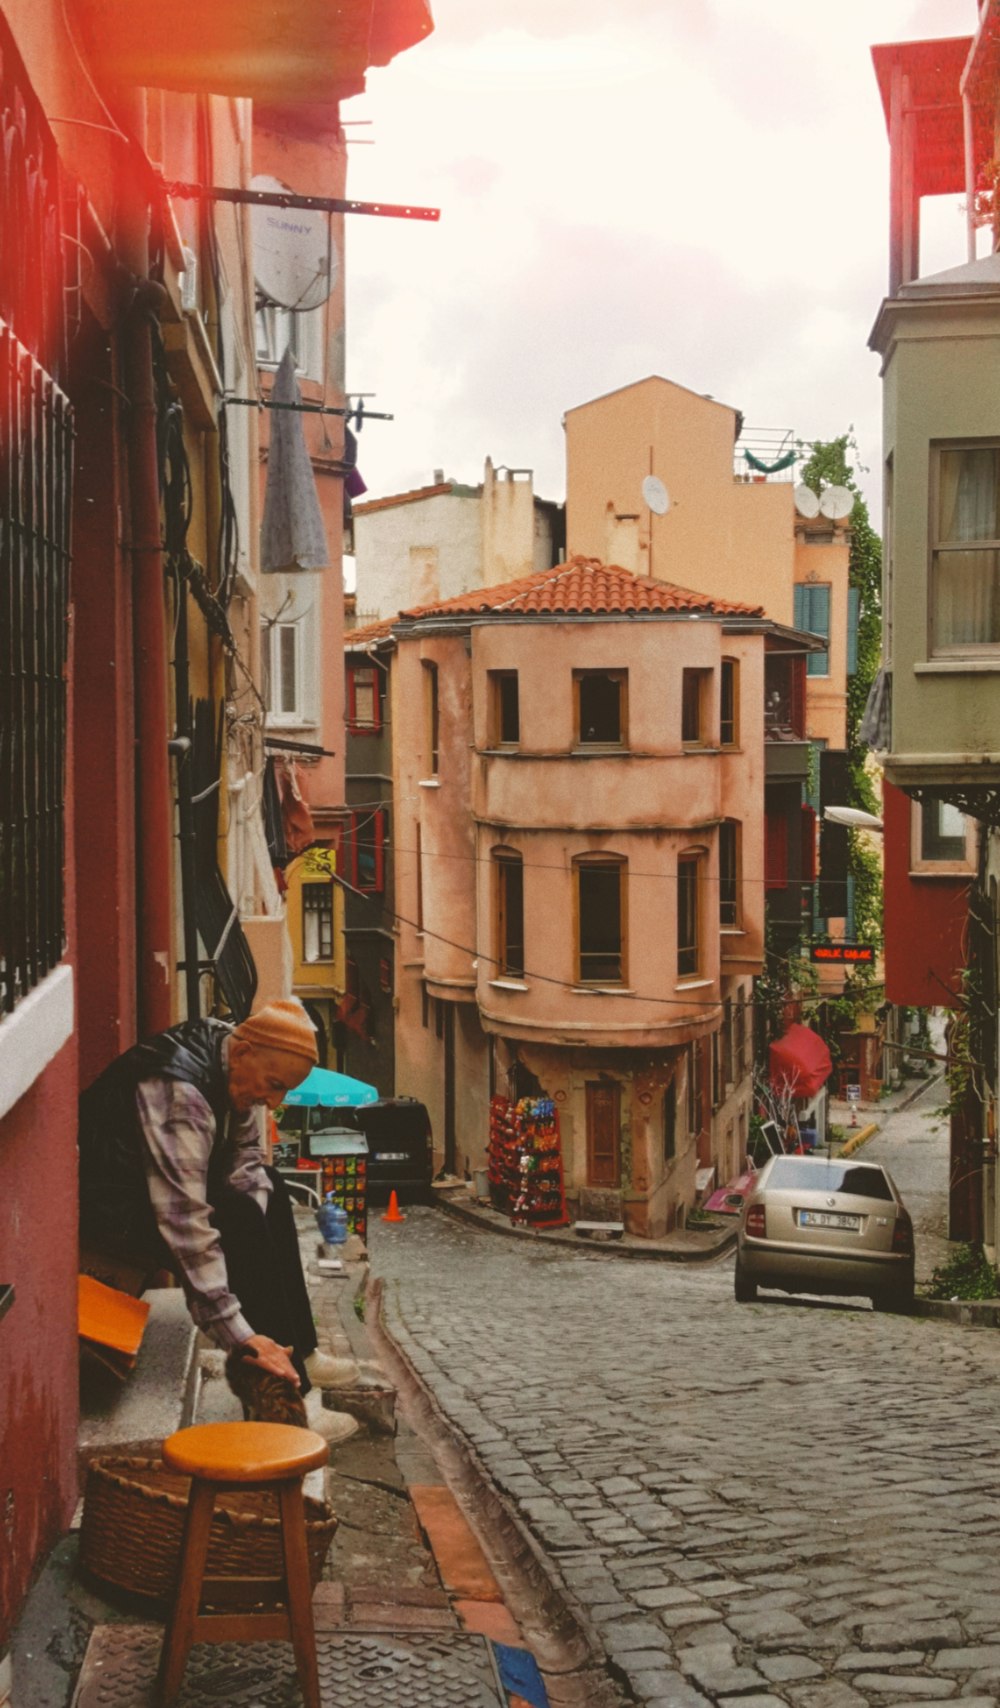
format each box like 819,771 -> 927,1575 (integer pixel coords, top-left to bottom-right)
934,448 -> 1000,646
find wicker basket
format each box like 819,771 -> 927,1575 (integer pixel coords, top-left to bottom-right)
80,1456 -> 337,1606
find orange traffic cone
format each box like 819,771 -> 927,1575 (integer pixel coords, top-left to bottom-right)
382,1190 -> 406,1224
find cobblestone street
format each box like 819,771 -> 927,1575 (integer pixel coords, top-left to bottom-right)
371,1155 -> 1000,1706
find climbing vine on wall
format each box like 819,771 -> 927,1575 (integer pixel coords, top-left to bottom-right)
798,432 -> 884,1007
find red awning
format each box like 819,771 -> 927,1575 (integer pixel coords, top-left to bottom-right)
769,1024 -> 833,1100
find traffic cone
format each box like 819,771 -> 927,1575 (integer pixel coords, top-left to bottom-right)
382,1190 -> 406,1224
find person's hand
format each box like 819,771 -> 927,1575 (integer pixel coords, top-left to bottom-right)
241,1334 -> 300,1386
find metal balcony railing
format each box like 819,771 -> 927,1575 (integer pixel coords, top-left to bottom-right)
734,428 -> 798,484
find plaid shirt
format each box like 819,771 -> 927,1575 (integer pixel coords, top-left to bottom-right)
134,1055 -> 271,1348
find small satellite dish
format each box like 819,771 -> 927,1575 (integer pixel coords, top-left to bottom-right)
251,174 -> 338,312
642,475 -> 670,516
819,484 -> 854,520
793,483 -> 821,519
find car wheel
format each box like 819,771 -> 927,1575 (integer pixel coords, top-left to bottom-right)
734,1255 -> 758,1303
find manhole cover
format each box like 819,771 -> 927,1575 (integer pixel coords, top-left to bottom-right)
73,1623 -> 506,1706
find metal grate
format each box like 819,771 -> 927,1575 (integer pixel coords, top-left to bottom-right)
0,322 -> 73,1014
73,1624 -> 507,1707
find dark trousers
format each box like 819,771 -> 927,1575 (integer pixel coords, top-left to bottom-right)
209,1167 -> 317,1393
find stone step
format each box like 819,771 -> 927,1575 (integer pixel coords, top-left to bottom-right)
78,1287 -> 199,1468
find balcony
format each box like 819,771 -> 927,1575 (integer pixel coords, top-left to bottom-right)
734,427 -> 797,484
69,0 -> 432,103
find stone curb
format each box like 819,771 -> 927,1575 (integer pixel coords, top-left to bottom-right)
912,1295 -> 1000,1328
435,1192 -> 738,1263
837,1121 -> 879,1157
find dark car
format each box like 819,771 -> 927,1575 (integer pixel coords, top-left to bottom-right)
355,1098 -> 433,1206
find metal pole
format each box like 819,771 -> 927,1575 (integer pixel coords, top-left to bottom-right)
161,179 -> 440,223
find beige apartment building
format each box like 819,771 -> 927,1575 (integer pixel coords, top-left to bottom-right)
387,557 -> 784,1236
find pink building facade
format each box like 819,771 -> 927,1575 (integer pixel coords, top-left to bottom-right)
389,558 -> 775,1235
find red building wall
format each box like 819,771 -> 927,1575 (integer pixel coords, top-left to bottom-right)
883,779 -> 968,1009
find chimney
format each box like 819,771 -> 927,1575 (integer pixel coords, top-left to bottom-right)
433,468 -> 445,484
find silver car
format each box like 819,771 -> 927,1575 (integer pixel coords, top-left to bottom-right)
735,1155 -> 915,1312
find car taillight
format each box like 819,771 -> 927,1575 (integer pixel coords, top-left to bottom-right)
745,1204 -> 766,1238
892,1210 -> 913,1256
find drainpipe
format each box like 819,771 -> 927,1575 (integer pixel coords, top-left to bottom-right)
114,85 -> 174,1034
126,282 -> 174,1035
963,89 -> 977,264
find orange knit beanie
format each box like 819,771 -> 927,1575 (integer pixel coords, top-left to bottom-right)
235,999 -> 318,1064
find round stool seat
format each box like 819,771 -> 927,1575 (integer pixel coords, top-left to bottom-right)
162,1422 -> 329,1483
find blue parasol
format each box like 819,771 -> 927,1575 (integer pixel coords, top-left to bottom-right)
283,1066 -> 379,1108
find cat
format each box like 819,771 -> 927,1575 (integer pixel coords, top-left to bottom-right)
224,1346 -> 309,1428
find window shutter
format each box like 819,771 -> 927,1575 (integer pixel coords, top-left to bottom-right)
765,813 -> 788,890
793,584 -> 806,631
847,586 -> 860,676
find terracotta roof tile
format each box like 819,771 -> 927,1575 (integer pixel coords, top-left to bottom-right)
345,615 -> 397,648
352,481 -> 456,516
394,556 -> 764,623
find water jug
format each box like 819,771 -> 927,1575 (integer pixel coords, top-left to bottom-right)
316,1200 -> 348,1244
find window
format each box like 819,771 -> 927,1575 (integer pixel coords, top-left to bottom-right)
663,1080 -> 676,1162
489,671 -> 520,746
931,443 -> 1000,653
302,882 -> 333,962
677,853 -> 702,978
0,331 -> 72,1017
794,583 -> 831,676
575,670 -> 627,745
493,849 -> 525,975
682,669 -> 712,745
416,822 -> 424,931
255,300 -> 325,382
910,800 -> 977,875
347,663 -> 381,732
576,857 -> 626,983
721,996 -> 733,1089
423,662 -> 439,774
261,620 -> 302,721
349,809 -> 386,893
719,820 -> 741,928
720,659 -> 739,746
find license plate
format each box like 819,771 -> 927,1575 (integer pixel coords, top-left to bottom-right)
798,1209 -> 861,1230
374,1151 -> 408,1163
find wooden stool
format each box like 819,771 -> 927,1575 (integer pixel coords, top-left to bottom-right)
156,1422 -> 329,1708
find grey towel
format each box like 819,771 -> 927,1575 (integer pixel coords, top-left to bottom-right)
260,348 -> 329,574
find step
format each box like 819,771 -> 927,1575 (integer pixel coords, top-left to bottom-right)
78,1288 -> 199,1467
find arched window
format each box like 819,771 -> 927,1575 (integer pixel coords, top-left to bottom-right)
677,849 -> 706,979
719,820 -> 741,928
493,849 -> 525,976
575,855 -> 627,984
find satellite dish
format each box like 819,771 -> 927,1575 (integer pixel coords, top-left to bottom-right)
251,174 -> 338,312
642,475 -> 670,516
819,484 -> 854,520
793,483 -> 821,519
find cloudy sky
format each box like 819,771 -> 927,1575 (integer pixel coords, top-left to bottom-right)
342,0 -> 976,518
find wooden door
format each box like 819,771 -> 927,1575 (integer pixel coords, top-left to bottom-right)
586,1083 -> 621,1187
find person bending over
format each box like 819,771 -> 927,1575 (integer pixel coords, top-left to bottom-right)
78,998 -> 351,1431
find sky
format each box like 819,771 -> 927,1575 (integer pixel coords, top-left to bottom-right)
341,0 -> 977,522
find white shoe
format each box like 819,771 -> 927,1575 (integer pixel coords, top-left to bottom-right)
304,1391 -> 360,1445
305,1350 -> 360,1389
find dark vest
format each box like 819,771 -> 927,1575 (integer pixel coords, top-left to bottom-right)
79,1019 -> 234,1255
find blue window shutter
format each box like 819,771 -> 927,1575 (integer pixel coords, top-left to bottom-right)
794,584 -> 806,631
803,584 -> 830,676
847,586 -> 860,675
